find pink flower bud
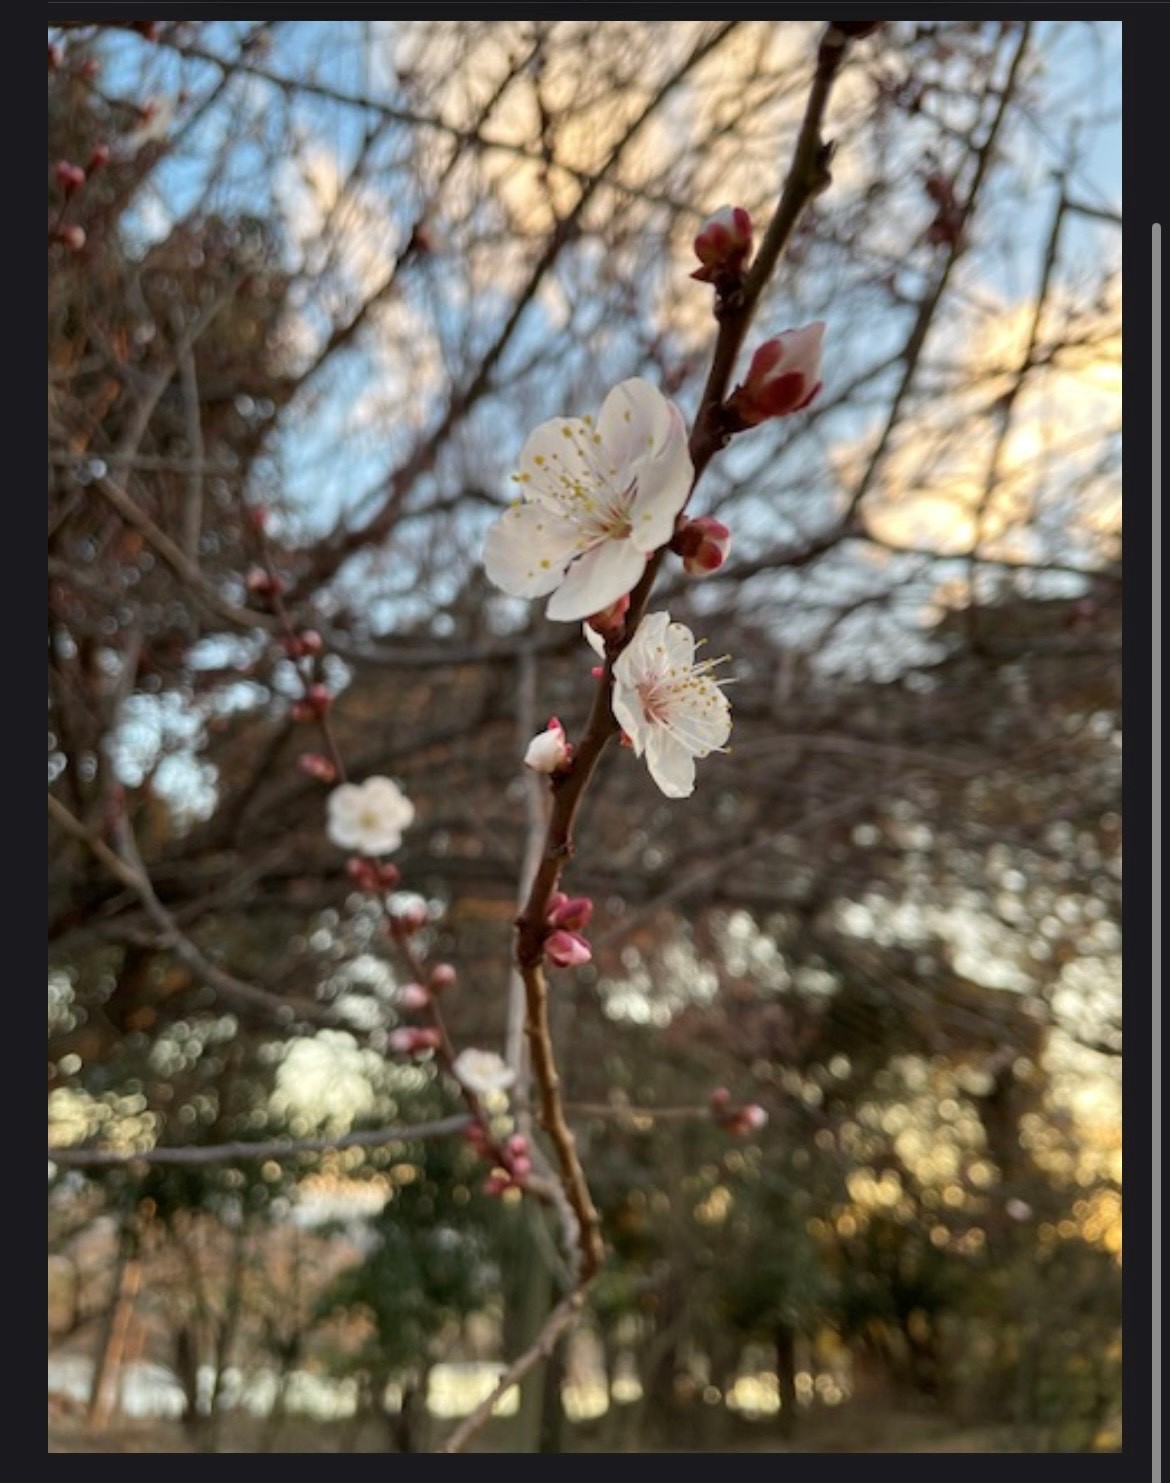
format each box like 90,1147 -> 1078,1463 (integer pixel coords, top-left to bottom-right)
245,566 -> 278,597
390,902 -> 429,936
729,322 -> 825,425
524,716 -> 572,774
430,963 -> 457,992
709,1087 -> 732,1112
55,223 -> 87,252
398,982 -> 431,1012
692,205 -> 753,284
80,59 -> 101,82
297,752 -> 338,784
548,895 -> 594,933
509,1155 -> 532,1181
388,1026 -> 442,1056
545,929 -> 592,968
741,1103 -> 768,1131
88,143 -> 110,172
306,683 -> 332,716
49,43 -> 63,70
506,1133 -> 529,1158
586,593 -> 630,637
346,856 -> 380,892
590,665 -> 605,680
675,516 -> 731,576
298,629 -> 324,656
375,862 -> 401,890
54,161 -> 86,197
482,1171 -> 511,1198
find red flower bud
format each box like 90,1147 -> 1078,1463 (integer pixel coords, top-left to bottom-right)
54,161 -> 86,197
709,1087 -> 732,1112
80,59 -> 101,82
298,629 -> 324,656
509,1154 -> 533,1181
297,752 -> 337,784
245,566 -> 278,598
586,592 -> 630,637
87,143 -> 111,172
729,323 -> 825,425
306,683 -> 332,716
482,1171 -> 511,1197
692,205 -> 753,285
430,963 -> 457,992
674,516 -> 731,576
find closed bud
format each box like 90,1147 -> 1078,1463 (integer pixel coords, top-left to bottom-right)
430,963 -> 457,992
675,516 -> 731,576
548,894 -> 594,933
728,322 -> 825,425
245,566 -> 278,598
398,982 -> 431,1012
298,629 -> 324,656
692,205 -> 753,285
54,223 -> 87,252
306,683 -> 332,716
346,856 -> 380,892
297,752 -> 337,783
509,1155 -> 532,1181
54,161 -> 86,197
524,716 -> 572,774
545,929 -> 592,969
483,1171 -> 511,1198
390,901 -> 429,936
88,143 -> 110,172
709,1086 -> 732,1112
49,43 -> 64,70
586,592 -> 630,637
506,1133 -> 529,1158
388,1026 -> 442,1056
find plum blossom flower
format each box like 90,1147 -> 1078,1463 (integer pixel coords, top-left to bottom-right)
453,1048 -> 516,1096
524,716 -> 572,773
607,611 -> 732,798
484,379 -> 693,622
326,777 -> 415,855
728,322 -> 825,425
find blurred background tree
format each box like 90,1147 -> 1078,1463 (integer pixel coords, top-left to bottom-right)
48,17 -> 1121,1454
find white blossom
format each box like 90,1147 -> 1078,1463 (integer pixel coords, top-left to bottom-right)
326,776 -> 415,855
609,611 -> 731,798
484,379 -> 692,622
452,1048 -> 516,1096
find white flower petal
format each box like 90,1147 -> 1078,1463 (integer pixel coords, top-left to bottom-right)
645,727 -> 696,798
484,503 -> 584,599
628,404 -> 693,550
596,378 -> 672,468
514,417 -> 597,512
545,539 -> 647,622
583,624 -> 606,657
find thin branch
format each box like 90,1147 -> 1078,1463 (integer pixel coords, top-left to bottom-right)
439,1287 -> 590,1454
48,1116 -> 472,1169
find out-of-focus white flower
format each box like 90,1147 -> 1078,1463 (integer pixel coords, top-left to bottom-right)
484,379 -> 693,622
327,777 -> 414,855
452,1048 -> 516,1096
524,716 -> 571,773
610,612 -> 732,798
